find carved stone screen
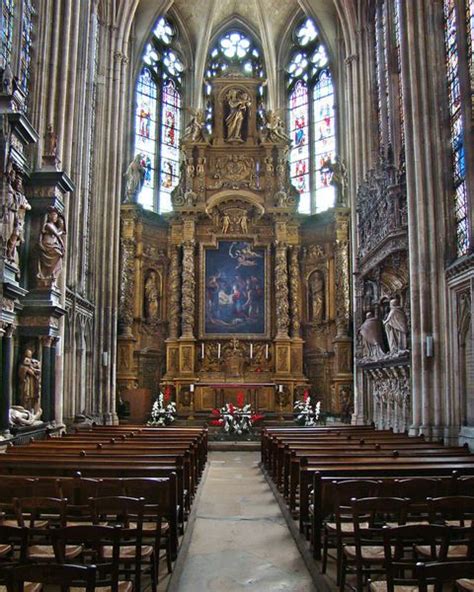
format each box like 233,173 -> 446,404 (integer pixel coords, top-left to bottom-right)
204,240 -> 266,336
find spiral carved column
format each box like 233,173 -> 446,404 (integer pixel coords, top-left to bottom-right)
168,245 -> 181,340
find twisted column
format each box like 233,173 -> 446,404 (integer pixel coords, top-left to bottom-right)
289,246 -> 301,337
181,241 -> 195,338
275,242 -> 290,338
168,245 -> 181,339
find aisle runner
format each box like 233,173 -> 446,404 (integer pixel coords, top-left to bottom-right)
173,451 -> 315,591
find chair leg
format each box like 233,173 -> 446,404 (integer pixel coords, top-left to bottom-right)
336,539 -> 343,586
166,537 -> 173,574
321,530 -> 328,574
339,553 -> 347,592
150,555 -> 157,592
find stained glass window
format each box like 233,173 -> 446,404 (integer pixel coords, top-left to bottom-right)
467,0 -> 474,83
19,0 -> 34,102
133,16 -> 183,213
1,0 -> 15,69
287,17 -> 336,214
443,0 -> 469,257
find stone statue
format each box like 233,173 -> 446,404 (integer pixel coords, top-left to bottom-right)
9,406 -> 43,427
18,348 -> 41,411
37,207 -> 66,288
225,89 -> 251,143
144,271 -> 160,321
4,165 -> 31,268
2,63 -> 13,95
124,154 -> 146,203
221,213 -> 231,234
383,298 -> 408,353
239,213 -> 249,234
183,108 -> 206,142
45,124 -> 58,158
263,110 -> 290,143
309,271 -> 324,322
359,311 -> 386,358
331,156 -> 348,206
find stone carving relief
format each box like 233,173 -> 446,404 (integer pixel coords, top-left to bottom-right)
274,242 -> 290,337
36,206 -> 66,289
368,366 -> 411,432
289,246 -> 301,337
208,154 -> 258,191
168,247 -> 181,339
181,241 -> 195,338
118,237 -> 135,332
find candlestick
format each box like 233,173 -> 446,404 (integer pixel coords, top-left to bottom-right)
201,343 -> 205,359
190,384 -> 195,393
250,343 -> 253,359
265,344 -> 269,359
217,343 -> 221,358
278,384 -> 283,393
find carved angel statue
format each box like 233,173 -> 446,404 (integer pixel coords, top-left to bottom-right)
183,108 -> 206,142
124,153 -> 146,203
330,156 -> 348,206
263,110 -> 290,143
383,298 -> 408,353
359,311 -> 386,359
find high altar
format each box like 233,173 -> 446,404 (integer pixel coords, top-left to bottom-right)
117,73 -> 352,421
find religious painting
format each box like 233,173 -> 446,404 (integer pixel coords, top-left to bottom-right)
203,240 -> 267,337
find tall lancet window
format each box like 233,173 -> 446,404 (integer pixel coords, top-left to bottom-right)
205,29 -> 264,134
443,0 -> 472,257
1,0 -> 15,69
287,17 -> 336,214
134,16 -> 183,213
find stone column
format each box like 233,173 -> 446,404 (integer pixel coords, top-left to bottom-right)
40,336 -> 54,423
0,325 -> 13,434
334,210 -> 351,338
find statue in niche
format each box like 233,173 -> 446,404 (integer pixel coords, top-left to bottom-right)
359,311 -> 386,359
4,165 -> 31,269
9,406 -> 43,427
18,348 -> 41,411
330,156 -> 348,206
383,298 -> 408,353
183,108 -> 206,143
309,271 -> 325,322
225,89 -> 251,143
221,213 -> 231,234
37,206 -> 66,288
123,153 -> 145,203
239,212 -> 249,234
144,271 -> 160,322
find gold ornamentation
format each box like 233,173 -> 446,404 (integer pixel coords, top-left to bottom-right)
181,241 -> 195,338
289,246 -> 301,337
168,246 -> 180,339
275,242 -> 290,337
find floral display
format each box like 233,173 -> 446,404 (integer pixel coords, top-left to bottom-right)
211,392 -> 264,435
147,387 -> 176,426
293,390 -> 321,426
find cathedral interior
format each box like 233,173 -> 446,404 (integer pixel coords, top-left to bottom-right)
0,0 -> 473,448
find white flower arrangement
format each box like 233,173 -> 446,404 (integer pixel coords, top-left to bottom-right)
147,392 -> 177,426
211,399 -> 264,436
294,393 -> 321,426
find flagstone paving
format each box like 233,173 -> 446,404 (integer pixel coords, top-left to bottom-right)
172,451 -> 317,591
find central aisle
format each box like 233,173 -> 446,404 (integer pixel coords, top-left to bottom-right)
173,451 -> 316,591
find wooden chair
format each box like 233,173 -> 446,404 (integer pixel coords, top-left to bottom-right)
415,561 -> 474,592
13,497 -> 82,563
89,496 -> 156,592
340,497 -> 409,592
321,479 -> 379,584
370,524 -> 451,592
123,478 -> 171,574
427,496 -> 474,528
52,524 -> 131,592
0,478 -> 38,527
391,477 -> 442,524
5,563 -> 97,592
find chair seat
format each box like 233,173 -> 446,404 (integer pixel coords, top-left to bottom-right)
66,521 -> 108,527
102,545 -> 154,560
128,520 -> 170,534
385,521 -> 429,527
326,522 -> 369,533
0,583 -> 42,592
456,579 -> 474,592
370,581 -> 434,592
344,545 -> 390,561
0,544 -> 12,557
70,581 -> 133,592
0,519 -> 48,529
416,544 -> 468,559
27,544 -> 83,561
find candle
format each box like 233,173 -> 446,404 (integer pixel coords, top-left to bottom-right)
190,384 -> 195,393
217,343 -> 221,358
265,344 -> 269,359
201,343 -> 205,359
278,384 -> 283,393
250,343 -> 253,359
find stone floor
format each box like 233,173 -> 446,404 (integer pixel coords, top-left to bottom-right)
170,451 -> 318,591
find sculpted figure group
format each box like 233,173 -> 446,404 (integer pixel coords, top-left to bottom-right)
359,297 -> 409,359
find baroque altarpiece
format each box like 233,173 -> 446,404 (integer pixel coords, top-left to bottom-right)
117,74 -> 352,421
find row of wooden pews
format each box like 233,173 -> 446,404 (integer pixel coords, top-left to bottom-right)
0,425 -> 208,563
261,425 -> 474,564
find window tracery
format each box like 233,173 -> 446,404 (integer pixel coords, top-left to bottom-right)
287,17 -> 335,214
134,16 -> 183,213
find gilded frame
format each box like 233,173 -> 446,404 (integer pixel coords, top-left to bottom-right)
199,238 -> 271,340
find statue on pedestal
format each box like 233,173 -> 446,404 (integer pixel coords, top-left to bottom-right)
225,89 -> 251,143
37,207 -> 66,288
124,154 -> 146,203
383,298 -> 408,354
18,348 -> 41,411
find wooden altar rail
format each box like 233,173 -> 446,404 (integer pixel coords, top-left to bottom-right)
261,426 -> 474,560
